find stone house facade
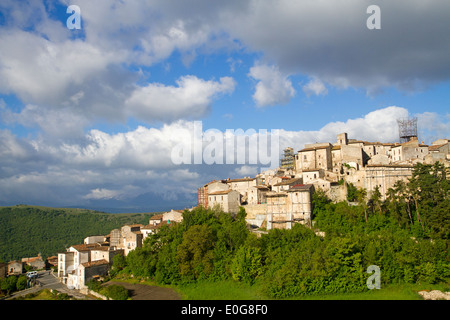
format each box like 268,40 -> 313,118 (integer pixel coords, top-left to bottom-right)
208,189 -> 241,214
266,184 -> 313,230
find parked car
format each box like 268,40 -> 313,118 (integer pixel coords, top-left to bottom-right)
26,271 -> 39,279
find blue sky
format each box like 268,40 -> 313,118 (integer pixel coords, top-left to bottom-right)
0,1 -> 449,212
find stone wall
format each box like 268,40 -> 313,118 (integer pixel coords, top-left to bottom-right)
243,204 -> 267,219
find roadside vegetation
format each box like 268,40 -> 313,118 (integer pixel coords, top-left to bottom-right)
10,288 -> 74,300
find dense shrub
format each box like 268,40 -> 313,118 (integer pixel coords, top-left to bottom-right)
103,284 -> 129,300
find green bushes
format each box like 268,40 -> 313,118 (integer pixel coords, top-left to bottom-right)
87,280 -> 130,300
0,275 -> 29,296
231,245 -> 264,285
120,204 -> 448,298
103,284 -> 130,300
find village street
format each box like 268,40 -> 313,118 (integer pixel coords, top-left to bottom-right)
5,271 -> 93,300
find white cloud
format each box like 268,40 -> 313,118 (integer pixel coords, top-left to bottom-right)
0,29 -> 124,106
416,111 -> 450,143
83,188 -> 122,200
222,0 -> 450,93
302,77 -> 328,97
0,106 -> 447,208
234,165 -> 258,177
279,106 -> 410,152
125,75 -> 236,122
248,64 -> 295,107
3,104 -> 89,139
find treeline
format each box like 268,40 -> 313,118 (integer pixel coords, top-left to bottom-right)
0,205 -> 155,262
114,163 -> 449,298
335,162 -> 449,239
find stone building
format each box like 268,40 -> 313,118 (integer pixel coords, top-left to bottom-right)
364,164 -> 414,199
198,180 -> 230,208
296,143 -> 332,172
109,228 -> 122,248
208,189 -> 241,214
272,177 -> 303,193
108,224 -> 143,256
84,235 -> 106,245
163,209 -> 184,223
425,139 -> 450,165
58,243 -> 122,290
90,246 -> 124,264
22,253 -> 46,270
121,225 -> 144,256
58,243 -> 100,285
248,185 -> 270,205
226,177 -> 257,204
78,260 -> 109,289
266,184 -> 313,230
7,261 -> 23,275
390,139 -> 428,163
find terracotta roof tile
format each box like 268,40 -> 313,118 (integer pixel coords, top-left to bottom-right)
81,259 -> 109,268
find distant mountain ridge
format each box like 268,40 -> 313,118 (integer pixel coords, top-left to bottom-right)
0,205 -> 157,262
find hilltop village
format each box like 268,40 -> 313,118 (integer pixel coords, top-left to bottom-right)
200,132 -> 449,230
2,131 -> 448,296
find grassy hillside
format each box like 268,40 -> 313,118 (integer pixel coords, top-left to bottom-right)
0,205 -> 157,262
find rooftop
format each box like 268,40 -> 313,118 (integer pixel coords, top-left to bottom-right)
226,177 -> 256,182
70,243 -> 102,252
209,189 -> 235,195
288,184 -> 313,191
81,259 -> 109,268
273,178 -> 302,186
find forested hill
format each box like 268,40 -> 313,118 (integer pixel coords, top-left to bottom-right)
0,205 -> 157,262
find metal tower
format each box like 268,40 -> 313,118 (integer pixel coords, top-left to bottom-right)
397,117 -> 418,143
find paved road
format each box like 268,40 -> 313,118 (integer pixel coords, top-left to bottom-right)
5,271 -> 94,300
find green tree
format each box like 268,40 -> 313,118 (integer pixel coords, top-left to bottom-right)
357,188 -> 368,222
112,253 -> 127,270
1,276 -> 17,295
16,275 -> 28,291
176,224 -> 215,280
408,163 -> 449,238
346,183 -> 358,202
312,187 -> 331,220
231,244 -> 264,285
103,284 -> 129,300
369,186 -> 383,215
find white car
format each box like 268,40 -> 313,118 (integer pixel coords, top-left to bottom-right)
26,271 -> 39,279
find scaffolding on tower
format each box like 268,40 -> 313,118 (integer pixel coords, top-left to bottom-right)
397,117 -> 418,143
